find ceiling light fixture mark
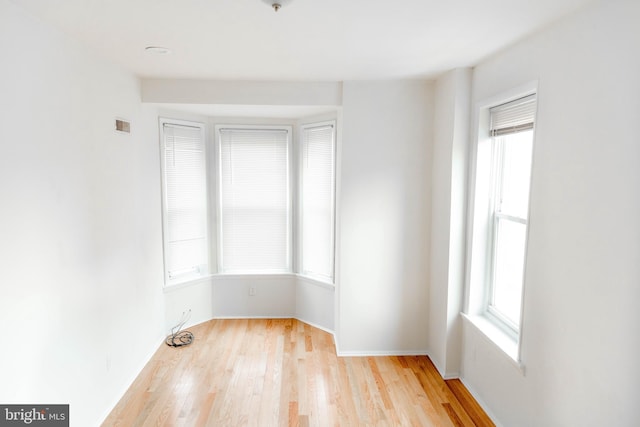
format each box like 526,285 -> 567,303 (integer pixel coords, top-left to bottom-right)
261,0 -> 292,12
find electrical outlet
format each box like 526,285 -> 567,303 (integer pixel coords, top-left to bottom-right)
249,287 -> 256,296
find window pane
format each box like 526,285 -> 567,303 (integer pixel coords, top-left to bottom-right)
167,239 -> 208,278
165,148 -> 208,242
162,123 -> 209,281
492,219 -> 527,326
219,128 -> 290,272
498,130 -> 533,218
301,124 -> 335,280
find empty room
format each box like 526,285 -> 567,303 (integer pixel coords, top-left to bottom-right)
1,0 -> 638,425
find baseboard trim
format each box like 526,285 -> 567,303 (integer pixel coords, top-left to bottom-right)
97,333 -> 164,426
336,350 -> 429,357
293,317 -> 335,335
459,377 -> 505,427
213,315 -> 295,319
442,372 -> 461,380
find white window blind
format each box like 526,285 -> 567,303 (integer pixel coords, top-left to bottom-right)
301,123 -> 336,281
161,121 -> 209,282
218,127 -> 291,273
490,94 -> 537,136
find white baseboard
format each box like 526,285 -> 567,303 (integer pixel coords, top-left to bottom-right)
212,315 -> 295,320
97,334 -> 164,426
430,358 -> 461,380
293,317 -> 335,336
336,349 -> 429,357
212,316 -> 335,336
442,372 -> 460,380
459,377 -> 505,427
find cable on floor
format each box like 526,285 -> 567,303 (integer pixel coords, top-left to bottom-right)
165,309 -> 194,347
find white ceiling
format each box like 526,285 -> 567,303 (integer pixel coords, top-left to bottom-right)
10,0 -> 594,81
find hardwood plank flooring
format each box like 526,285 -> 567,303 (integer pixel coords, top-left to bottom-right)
103,319 -> 494,427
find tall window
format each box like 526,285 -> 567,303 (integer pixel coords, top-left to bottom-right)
218,126 -> 291,273
300,122 -> 336,281
160,119 -> 209,284
486,95 -> 536,332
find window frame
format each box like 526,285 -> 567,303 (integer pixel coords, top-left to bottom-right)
158,117 -> 210,287
299,120 -> 337,283
465,84 -> 538,364
215,124 -> 293,275
158,117 -> 339,289
486,131 -> 533,336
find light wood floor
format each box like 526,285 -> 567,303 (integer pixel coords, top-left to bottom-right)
103,319 -> 494,426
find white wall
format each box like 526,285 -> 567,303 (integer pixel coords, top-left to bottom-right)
429,68 -> 471,378
212,275 -> 296,318
338,80 -> 433,354
296,277 -> 335,332
164,278 -> 215,330
142,79 -> 342,107
461,0 -> 640,425
0,1 -> 165,426
164,275 -> 334,333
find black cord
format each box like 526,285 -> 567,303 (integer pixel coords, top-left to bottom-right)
165,310 -> 194,347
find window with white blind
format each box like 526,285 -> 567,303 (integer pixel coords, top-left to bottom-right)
486,95 -> 536,332
467,91 -> 537,358
217,126 -> 291,273
160,119 -> 209,284
300,122 -> 336,281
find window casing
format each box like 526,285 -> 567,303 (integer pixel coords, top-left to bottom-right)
468,93 -> 536,344
486,95 -> 536,334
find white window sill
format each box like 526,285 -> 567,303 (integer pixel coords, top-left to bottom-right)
213,272 -> 295,280
163,272 -> 335,293
461,313 -> 526,375
164,274 -> 213,292
296,274 -> 335,289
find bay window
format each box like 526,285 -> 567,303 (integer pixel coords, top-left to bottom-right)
159,118 -> 337,286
